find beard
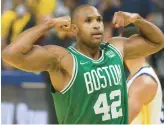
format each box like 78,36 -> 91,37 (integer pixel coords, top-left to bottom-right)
84,40 -> 101,49
84,37 -> 104,49
78,37 -> 102,49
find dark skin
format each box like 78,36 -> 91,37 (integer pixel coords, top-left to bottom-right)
72,6 -> 104,59
2,6 -> 164,93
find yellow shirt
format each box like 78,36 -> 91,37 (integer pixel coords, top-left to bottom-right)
1,10 -> 31,42
11,13 -> 31,41
1,10 -> 16,37
26,0 -> 56,19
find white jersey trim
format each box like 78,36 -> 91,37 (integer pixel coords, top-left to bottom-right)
108,44 -> 123,64
69,46 -> 105,63
127,66 -> 163,124
60,53 -> 78,94
127,66 -> 158,90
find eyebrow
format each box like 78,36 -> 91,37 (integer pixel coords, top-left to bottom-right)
85,16 -> 103,19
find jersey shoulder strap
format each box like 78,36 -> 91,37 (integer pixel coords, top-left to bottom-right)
127,66 -> 160,90
100,42 -> 123,62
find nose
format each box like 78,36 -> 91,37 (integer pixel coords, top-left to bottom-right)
93,21 -> 100,30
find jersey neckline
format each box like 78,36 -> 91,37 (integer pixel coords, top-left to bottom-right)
69,46 -> 104,63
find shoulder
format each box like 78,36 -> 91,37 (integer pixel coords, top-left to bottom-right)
129,74 -> 158,104
131,74 -> 158,90
107,34 -> 146,60
107,37 -> 127,58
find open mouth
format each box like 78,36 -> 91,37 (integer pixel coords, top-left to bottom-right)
91,32 -> 103,39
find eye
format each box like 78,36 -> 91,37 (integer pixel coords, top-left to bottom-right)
85,18 -> 92,23
97,17 -> 102,22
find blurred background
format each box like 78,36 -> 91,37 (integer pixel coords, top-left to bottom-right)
1,0 -> 164,124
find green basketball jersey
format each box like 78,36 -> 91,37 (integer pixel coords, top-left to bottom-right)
51,42 -> 128,124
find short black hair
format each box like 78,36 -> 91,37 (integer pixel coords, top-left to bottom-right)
71,4 -> 95,24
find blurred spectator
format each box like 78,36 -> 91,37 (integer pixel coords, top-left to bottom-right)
25,0 -> 57,46
61,0 -> 77,13
54,0 -> 70,17
150,49 -> 164,89
26,0 -> 56,23
121,0 -> 153,19
1,2 -> 36,70
1,0 -> 14,14
100,0 -> 121,40
1,9 -> 16,49
62,0 -> 88,13
149,0 -> 164,89
88,0 -> 101,8
10,4 -> 36,41
103,1 -> 120,25
1,0 -> 57,70
153,0 -> 164,31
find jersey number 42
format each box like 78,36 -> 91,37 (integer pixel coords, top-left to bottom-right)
93,89 -> 123,121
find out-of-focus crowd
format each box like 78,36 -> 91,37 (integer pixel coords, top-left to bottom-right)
1,0 -> 164,86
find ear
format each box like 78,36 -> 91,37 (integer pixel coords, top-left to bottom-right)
71,24 -> 78,35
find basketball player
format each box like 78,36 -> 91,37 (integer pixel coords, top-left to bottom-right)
126,58 -> 163,124
2,5 -> 164,124
122,26 -> 163,124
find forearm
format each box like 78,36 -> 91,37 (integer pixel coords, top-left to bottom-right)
134,16 -> 164,47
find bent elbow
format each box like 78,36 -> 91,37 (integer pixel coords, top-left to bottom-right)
2,48 -> 12,61
2,47 -> 18,64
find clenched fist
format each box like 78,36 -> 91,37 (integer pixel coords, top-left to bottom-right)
45,16 -> 71,31
54,16 -> 71,31
112,11 -> 141,28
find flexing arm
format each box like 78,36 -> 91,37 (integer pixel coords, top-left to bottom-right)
108,12 -> 164,59
128,75 -> 157,123
2,16 -> 71,72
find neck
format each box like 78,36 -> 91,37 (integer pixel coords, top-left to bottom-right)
126,58 -> 149,78
75,42 -> 101,60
